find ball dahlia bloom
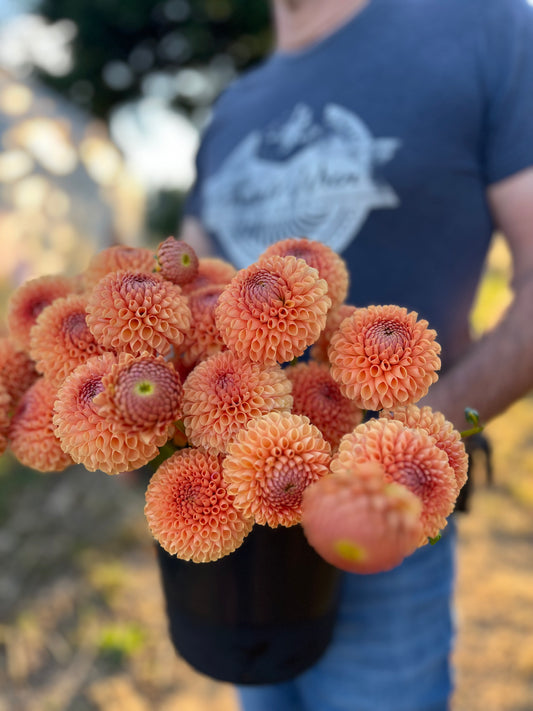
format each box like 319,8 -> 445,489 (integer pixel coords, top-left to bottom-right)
30,294 -> 107,385
86,270 -> 191,357
286,361 -> 363,450
83,245 -> 156,290
178,284 -> 226,368
0,378 -> 11,455
180,257 -> 236,295
155,236 -> 199,285
381,405 -> 468,490
331,418 -> 458,542
144,448 -> 254,562
7,274 -> 73,352
215,255 -> 331,365
261,237 -> 349,309
9,378 -> 73,471
0,336 -> 38,408
94,353 -> 183,434
182,350 -> 292,454
223,411 -> 331,528
302,462 -> 423,574
53,354 -> 169,475
310,304 -> 356,363
329,305 -> 441,410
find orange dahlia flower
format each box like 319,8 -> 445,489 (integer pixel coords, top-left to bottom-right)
310,304 -> 356,363
216,255 -> 331,366
83,245 -> 155,290
7,274 -> 73,351
0,336 -> 38,408
332,418 -> 458,542
261,237 -> 349,309
381,405 -> 468,490
182,350 -> 292,454
329,305 -> 441,410
180,257 -> 236,295
223,412 -> 331,528
144,448 -> 254,562
86,270 -> 191,357
9,378 -> 73,471
53,354 -> 168,475
302,462 -> 423,574
94,353 -> 182,433
178,284 -> 226,367
155,236 -> 199,285
0,378 -> 11,455
30,294 -> 108,385
286,361 -> 363,450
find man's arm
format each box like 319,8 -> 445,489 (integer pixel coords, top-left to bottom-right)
423,167 -> 533,429
179,216 -> 216,258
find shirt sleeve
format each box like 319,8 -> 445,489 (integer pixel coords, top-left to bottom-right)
481,0 -> 533,184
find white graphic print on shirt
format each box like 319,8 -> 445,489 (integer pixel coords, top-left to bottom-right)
203,103 -> 401,267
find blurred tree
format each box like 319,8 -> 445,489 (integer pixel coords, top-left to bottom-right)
36,0 -> 272,121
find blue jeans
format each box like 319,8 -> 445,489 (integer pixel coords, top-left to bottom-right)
237,518 -> 456,711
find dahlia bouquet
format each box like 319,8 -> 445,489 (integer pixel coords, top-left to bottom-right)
0,236 -> 468,575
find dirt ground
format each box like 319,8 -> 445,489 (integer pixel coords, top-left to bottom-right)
0,391 -> 532,711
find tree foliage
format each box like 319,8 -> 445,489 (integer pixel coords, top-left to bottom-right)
37,0 -> 272,120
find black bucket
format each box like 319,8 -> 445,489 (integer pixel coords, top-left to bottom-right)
156,523 -> 342,684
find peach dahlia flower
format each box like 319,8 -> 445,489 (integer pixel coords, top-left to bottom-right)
261,237 -> 349,309
332,418 -> 458,542
182,350 -> 292,454
381,405 -> 468,490
302,462 -> 423,574
180,257 -> 236,295
86,270 -> 191,357
9,378 -> 72,471
94,353 -> 182,433
155,236 -> 199,285
310,304 -> 356,363
286,361 -> 363,450
53,354 -> 168,475
216,255 -> 331,365
329,305 -> 441,411
0,378 -> 11,455
223,411 -> 331,528
144,448 -> 254,562
178,284 -> 226,367
83,245 -> 155,290
7,274 -> 73,352
30,294 -> 107,385
0,336 -> 38,408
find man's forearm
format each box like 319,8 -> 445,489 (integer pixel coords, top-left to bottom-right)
421,275 -> 533,430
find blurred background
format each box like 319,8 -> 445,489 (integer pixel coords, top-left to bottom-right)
0,2 -> 532,710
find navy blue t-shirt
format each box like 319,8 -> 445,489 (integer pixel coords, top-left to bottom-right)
185,0 -> 533,370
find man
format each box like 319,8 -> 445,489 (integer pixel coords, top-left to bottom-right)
178,0 -> 533,708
